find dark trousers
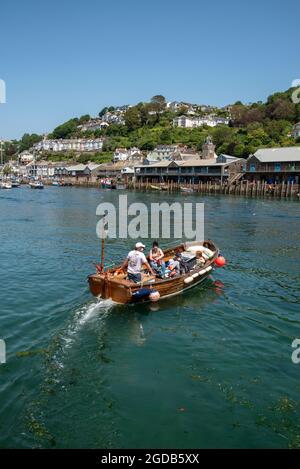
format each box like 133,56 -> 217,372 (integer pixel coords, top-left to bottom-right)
128,272 -> 142,283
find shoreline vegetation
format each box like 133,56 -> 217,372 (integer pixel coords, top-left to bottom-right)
2,89 -> 300,164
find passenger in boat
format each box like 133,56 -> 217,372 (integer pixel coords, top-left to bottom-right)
121,242 -> 155,283
149,241 -> 166,277
167,251 -> 181,277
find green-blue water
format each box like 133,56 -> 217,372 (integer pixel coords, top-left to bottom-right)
0,187 -> 300,448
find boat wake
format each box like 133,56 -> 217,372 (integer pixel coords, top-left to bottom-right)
61,298 -> 114,351
74,298 -> 114,327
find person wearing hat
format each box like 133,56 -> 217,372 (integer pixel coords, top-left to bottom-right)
121,242 -> 155,283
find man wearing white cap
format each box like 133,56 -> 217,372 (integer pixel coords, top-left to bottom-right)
121,242 -> 155,283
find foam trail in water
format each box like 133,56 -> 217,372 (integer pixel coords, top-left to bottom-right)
75,298 -> 114,327
61,298 -> 114,351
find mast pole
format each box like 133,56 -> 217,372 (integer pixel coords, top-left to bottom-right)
101,237 -> 105,272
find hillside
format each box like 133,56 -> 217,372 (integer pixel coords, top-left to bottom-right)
5,89 -> 300,163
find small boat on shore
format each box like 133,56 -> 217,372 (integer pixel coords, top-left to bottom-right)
29,181 -> 44,189
150,185 -> 161,191
88,240 -> 222,304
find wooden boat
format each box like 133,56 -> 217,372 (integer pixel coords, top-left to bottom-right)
88,240 -> 220,304
150,185 -> 161,191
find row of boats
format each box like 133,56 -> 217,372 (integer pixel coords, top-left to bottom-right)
1,179 -> 21,189
0,179 -> 75,190
0,179 -> 44,189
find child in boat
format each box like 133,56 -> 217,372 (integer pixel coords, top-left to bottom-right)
149,241 -> 166,277
167,251 -> 181,277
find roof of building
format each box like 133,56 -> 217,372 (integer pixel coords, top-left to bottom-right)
97,161 -> 136,171
253,147 -> 300,162
86,163 -> 101,171
66,164 -> 87,171
135,157 -> 240,169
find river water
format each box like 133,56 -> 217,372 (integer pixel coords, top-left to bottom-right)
0,186 -> 299,448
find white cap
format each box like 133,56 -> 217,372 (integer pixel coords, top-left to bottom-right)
135,242 -> 146,249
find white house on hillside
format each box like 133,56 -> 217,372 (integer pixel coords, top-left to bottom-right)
173,115 -> 229,128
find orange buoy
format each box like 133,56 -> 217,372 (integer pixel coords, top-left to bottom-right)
215,256 -> 226,267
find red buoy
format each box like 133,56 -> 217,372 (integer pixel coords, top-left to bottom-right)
215,256 -> 226,267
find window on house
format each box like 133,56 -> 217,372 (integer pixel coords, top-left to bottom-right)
250,163 -> 256,172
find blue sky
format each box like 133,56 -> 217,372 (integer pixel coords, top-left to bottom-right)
0,0 -> 299,139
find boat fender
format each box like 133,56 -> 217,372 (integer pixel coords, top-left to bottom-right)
184,276 -> 194,284
149,290 -> 160,302
199,269 -> 206,276
192,273 -> 199,279
205,266 -> 212,273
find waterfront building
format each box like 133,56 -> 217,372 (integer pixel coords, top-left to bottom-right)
26,160 -> 55,178
96,161 -> 136,182
245,147 -> 300,183
134,154 -> 242,184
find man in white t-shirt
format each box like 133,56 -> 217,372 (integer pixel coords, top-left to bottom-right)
121,242 -> 155,283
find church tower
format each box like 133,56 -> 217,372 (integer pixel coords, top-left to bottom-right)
201,136 -> 216,160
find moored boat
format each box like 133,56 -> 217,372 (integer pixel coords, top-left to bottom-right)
88,239 -> 222,304
29,181 -> 44,189
1,181 -> 12,189
101,178 -> 116,189
181,187 -> 194,193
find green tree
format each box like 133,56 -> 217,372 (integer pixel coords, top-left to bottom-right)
51,119 -> 78,139
19,133 -> 43,152
151,95 -> 166,110
99,107 -> 108,117
78,114 -> 90,124
124,106 -> 141,131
